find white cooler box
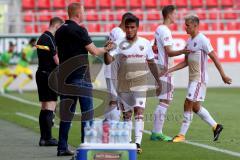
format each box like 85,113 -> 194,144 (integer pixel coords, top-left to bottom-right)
75,143 -> 137,160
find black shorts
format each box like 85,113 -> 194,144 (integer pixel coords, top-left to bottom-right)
36,69 -> 58,102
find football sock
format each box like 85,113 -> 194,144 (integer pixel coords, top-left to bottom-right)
3,77 -> 14,90
135,115 -> 144,145
197,106 -> 217,128
153,103 -> 168,133
179,111 -> 193,136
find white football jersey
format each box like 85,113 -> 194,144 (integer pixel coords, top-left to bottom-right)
186,33 -> 213,83
109,37 -> 154,91
155,25 -> 174,70
104,27 -> 125,79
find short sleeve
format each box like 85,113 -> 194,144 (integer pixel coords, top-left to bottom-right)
48,38 -> 57,57
146,41 -> 155,60
202,38 -> 213,54
109,43 -> 119,57
161,30 -> 173,46
76,27 -> 93,47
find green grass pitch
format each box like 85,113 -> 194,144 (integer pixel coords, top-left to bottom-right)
0,88 -> 239,160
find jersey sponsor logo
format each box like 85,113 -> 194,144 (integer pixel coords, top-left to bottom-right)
127,54 -> 144,58
194,42 -> 197,47
164,37 -> 169,41
139,45 -> 144,51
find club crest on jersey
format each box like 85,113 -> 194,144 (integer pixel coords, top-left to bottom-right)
194,42 -> 197,47
164,37 -> 169,41
139,45 -> 144,51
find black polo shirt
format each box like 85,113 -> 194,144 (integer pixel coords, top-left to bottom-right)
55,20 -> 92,81
36,31 -> 57,72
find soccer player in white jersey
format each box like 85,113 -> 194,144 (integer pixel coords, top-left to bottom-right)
104,15 -> 162,154
165,15 -> 232,142
151,5 -> 190,141
104,12 -> 133,121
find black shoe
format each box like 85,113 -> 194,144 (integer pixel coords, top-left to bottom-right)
57,149 -> 74,156
136,143 -> 142,154
39,138 -> 58,146
213,124 -> 223,141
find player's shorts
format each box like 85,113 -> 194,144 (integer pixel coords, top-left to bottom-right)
106,78 -> 118,102
158,76 -> 174,101
36,69 -> 57,102
186,81 -> 206,102
14,65 -> 32,76
0,68 -> 12,76
119,91 -> 146,112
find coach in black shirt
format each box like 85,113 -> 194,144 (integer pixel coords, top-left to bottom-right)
36,17 -> 64,146
55,3 -> 113,156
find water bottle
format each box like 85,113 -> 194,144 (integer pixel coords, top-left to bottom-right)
90,122 -> 97,143
102,119 -> 110,143
84,121 -> 91,143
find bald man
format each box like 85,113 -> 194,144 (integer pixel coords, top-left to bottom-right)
55,3 -> 113,156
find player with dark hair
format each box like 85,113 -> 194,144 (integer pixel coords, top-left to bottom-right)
104,12 -> 134,122
0,42 -> 16,93
8,38 -> 36,93
104,14 -> 162,154
150,5 -> 190,141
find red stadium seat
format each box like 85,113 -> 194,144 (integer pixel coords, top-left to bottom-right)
211,23 -> 225,30
191,0 -> 203,8
176,0 -> 188,8
138,24 -> 144,32
68,0 -> 81,3
99,0 -> 112,8
84,0 -> 96,8
102,24 -> 116,32
132,9 -> 143,20
86,9 -> 99,21
221,0 -> 234,7
114,0 -> 127,8
23,10 -> 35,22
53,0 -> 66,9
223,8 -> 237,19
24,24 -> 37,33
199,23 -> 209,31
38,23 -> 49,33
226,22 -> 239,30
148,23 -> 159,32
55,9 -> 68,20
38,10 -> 52,21
195,8 -> 206,20
100,9 -> 114,21
145,0 -> 157,8
130,0 -> 142,8
87,23 -> 101,32
22,0 -> 35,9
147,9 -> 161,20
170,23 -> 178,31
208,8 -> 219,19
160,0 -> 173,7
36,0 -> 50,9
206,0 -> 218,8
116,9 -> 127,20
177,8 -> 188,19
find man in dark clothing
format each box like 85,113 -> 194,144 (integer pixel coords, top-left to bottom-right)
36,17 -> 64,146
55,3 -> 113,156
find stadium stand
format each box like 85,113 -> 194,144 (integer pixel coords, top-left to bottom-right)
20,0 -> 239,33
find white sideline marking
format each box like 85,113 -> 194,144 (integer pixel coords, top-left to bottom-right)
143,130 -> 240,158
15,112 -> 59,128
4,94 -> 240,158
1,94 -> 40,107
